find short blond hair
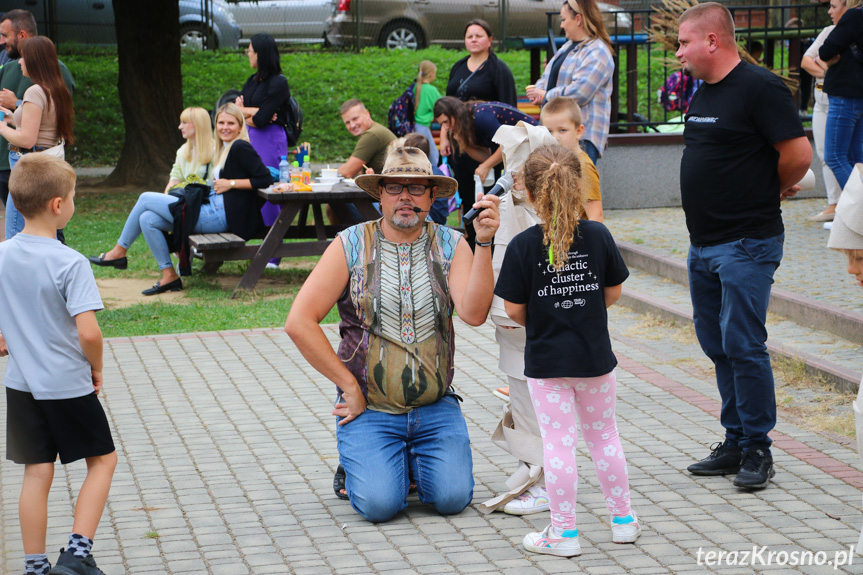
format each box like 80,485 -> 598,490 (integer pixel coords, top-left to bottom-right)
9,154 -> 75,218
541,96 -> 583,129
679,2 -> 736,42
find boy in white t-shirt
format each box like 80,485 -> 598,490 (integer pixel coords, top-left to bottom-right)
0,154 -> 116,575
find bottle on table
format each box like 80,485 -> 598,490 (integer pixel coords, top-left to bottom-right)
279,155 -> 290,184
302,160 -> 311,185
290,162 -> 302,185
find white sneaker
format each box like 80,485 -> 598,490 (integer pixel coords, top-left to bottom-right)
504,485 -> 550,515
523,523 -> 581,557
611,511 -> 641,543
266,262 -> 279,270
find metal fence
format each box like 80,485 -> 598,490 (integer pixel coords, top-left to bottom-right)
602,3 -> 830,132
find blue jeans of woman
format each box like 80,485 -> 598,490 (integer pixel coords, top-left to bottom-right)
117,190 -> 227,270
336,393 -> 474,523
688,234 -> 783,454
5,151 -> 24,239
824,94 -> 863,190
581,139 -> 600,165
413,123 -> 440,166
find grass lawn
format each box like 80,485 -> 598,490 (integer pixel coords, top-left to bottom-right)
69,188 -> 336,338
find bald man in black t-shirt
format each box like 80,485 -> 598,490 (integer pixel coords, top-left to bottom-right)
676,3 -> 811,490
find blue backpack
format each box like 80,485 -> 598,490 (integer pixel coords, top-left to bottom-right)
387,81 -> 416,137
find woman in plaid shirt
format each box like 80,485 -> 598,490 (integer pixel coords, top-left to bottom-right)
526,0 -> 615,165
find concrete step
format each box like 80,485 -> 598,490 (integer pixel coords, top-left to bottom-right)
619,249 -> 863,393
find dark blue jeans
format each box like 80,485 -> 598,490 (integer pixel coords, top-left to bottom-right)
336,394 -> 474,523
824,94 -> 863,189
581,139 -> 601,165
688,234 -> 783,454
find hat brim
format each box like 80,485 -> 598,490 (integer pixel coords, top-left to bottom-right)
355,173 -> 458,200
828,213 -> 863,251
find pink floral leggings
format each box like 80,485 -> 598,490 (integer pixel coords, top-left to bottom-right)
527,370 -> 632,531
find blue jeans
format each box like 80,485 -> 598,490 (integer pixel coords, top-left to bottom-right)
688,234 -> 783,454
118,191 -> 227,270
581,139 -> 600,165
414,123 -> 440,166
336,394 -> 474,523
5,151 -> 23,239
824,94 -> 863,189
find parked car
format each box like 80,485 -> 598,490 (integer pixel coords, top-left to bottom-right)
228,0 -> 335,44
325,0 -> 631,50
0,0 -> 241,50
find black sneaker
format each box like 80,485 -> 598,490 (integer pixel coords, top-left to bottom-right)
734,448 -> 774,489
48,548 -> 106,575
687,441 -> 742,476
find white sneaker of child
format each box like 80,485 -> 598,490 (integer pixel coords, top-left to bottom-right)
504,485 -> 550,515
610,510 -> 641,543
523,523 -> 581,557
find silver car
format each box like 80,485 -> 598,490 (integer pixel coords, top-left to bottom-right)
0,0 -> 241,50
229,0 -> 335,44
326,0 -> 631,50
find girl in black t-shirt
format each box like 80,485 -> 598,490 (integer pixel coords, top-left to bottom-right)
495,145 -> 638,557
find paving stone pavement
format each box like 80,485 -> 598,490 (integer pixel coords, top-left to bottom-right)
603,198 -> 862,314
2,310 -> 863,574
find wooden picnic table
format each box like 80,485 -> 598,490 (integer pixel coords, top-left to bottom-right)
195,182 -> 379,298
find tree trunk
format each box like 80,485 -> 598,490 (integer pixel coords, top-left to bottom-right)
103,0 -> 184,189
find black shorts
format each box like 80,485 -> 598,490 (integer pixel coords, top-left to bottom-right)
5,387 -> 115,465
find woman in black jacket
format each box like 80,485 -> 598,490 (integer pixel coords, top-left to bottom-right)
235,33 -> 291,230
441,19 -> 516,246
89,103 -> 271,295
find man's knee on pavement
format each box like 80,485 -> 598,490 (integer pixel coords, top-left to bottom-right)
350,489 -> 406,523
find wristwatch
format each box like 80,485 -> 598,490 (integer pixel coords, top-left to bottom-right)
230,179 -> 236,188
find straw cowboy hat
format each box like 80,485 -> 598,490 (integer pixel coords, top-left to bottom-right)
355,147 -> 457,200
828,164 -> 863,251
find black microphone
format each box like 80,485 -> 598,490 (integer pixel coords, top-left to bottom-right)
411,207 -> 431,213
463,172 -> 514,224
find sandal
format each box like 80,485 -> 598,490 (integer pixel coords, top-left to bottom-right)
333,464 -> 349,500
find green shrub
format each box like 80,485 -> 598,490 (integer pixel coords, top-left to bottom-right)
62,46 -> 531,167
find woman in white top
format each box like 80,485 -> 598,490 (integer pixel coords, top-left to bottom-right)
0,36 -> 74,240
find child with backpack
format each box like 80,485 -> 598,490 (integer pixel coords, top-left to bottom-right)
495,145 -> 640,557
413,60 -> 442,166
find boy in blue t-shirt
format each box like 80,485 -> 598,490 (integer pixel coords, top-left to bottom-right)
0,154 -> 116,575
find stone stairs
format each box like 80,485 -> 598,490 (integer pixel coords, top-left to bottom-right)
616,240 -> 863,393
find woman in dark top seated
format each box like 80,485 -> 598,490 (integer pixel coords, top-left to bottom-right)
235,33 -> 292,235
89,103 -> 272,295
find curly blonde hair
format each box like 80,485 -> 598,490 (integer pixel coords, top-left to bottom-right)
523,145 -> 585,269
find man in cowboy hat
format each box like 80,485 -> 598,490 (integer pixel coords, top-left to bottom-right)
286,147 -> 500,523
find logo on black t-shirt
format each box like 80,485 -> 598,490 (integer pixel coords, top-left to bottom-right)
687,115 -> 718,123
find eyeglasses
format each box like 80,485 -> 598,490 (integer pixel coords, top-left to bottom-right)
382,183 -> 431,196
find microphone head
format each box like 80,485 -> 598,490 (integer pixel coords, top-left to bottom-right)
497,172 -> 514,192
412,206 -> 425,213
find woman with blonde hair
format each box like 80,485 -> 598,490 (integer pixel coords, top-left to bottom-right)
0,36 -> 74,239
495,145 -> 638,557
164,106 -> 214,192
527,0 -> 615,164
89,103 -> 271,295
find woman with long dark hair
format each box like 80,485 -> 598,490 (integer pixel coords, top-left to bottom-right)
527,0 -> 615,165
235,33 -> 291,258
0,36 -> 74,239
434,96 -> 536,245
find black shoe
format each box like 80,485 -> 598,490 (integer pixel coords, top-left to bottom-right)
88,253 -> 127,270
142,278 -> 183,296
687,441 -> 742,476
48,548 -> 106,575
734,448 -> 774,489
333,464 -> 349,500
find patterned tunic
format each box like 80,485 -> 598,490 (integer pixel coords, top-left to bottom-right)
337,219 -> 462,414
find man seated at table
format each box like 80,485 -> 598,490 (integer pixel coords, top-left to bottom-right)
329,99 -> 397,226
286,147 -> 500,522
